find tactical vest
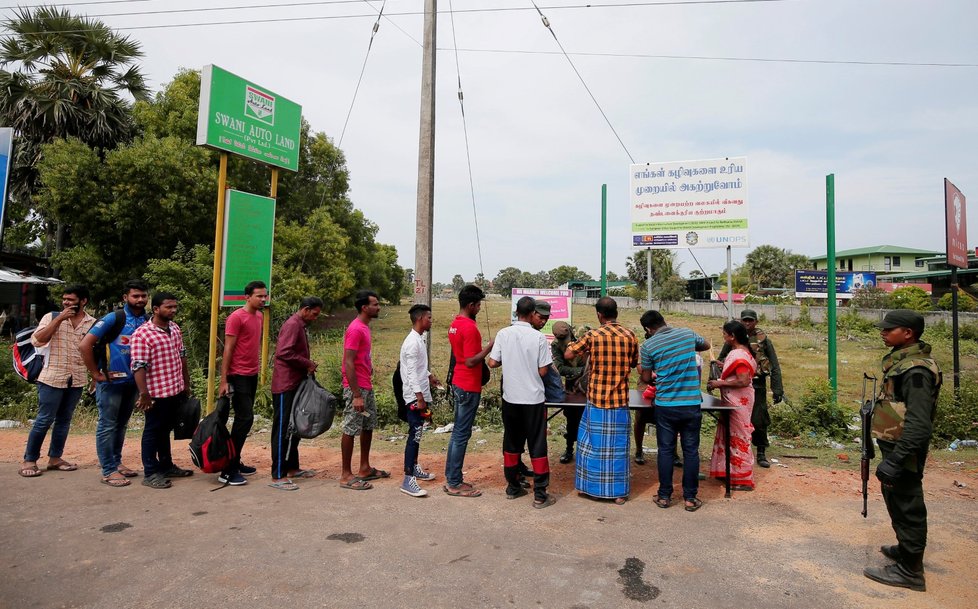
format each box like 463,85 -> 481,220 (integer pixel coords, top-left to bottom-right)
871,353 -> 941,445
749,330 -> 772,376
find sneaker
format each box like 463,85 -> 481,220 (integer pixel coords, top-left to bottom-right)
400,476 -> 428,497
163,466 -> 193,478
217,471 -> 247,486
413,464 -> 436,481
238,463 -> 257,476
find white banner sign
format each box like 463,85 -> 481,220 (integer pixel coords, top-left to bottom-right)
630,157 -> 749,249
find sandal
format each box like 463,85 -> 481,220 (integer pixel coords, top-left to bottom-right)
634,454 -> 646,465
101,473 -> 131,487
141,474 -> 172,489
359,467 -> 389,481
613,497 -> 628,505
506,487 -> 528,500
268,480 -> 300,491
684,497 -> 704,512
117,465 -> 139,478
653,496 -> 672,509
533,495 -> 557,509
19,465 -> 42,478
289,469 -> 317,479
339,478 -> 373,490
47,461 -> 78,471
444,482 -> 482,497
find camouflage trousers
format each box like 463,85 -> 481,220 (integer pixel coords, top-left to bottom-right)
879,444 -> 928,555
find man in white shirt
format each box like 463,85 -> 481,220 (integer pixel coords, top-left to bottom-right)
488,297 -> 556,508
398,304 -> 440,497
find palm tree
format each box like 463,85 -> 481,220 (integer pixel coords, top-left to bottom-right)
0,6 -> 149,250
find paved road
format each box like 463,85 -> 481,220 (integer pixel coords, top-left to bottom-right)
3,461 -> 972,609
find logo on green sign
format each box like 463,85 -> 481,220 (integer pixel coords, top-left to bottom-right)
245,86 -> 275,126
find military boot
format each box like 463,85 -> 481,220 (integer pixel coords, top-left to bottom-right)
559,445 -> 573,464
757,450 -> 771,468
864,553 -> 925,592
879,545 -> 901,561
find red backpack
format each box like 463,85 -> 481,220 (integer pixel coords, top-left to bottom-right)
189,402 -> 236,474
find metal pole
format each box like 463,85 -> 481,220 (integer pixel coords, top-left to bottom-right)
414,0 -> 436,316
601,184 -> 607,297
726,246 -> 733,320
826,174 -> 837,399
206,153 -> 229,414
261,168 -> 278,387
646,248 -> 653,309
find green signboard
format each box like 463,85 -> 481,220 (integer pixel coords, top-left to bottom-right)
196,64 -> 302,172
221,190 -> 275,307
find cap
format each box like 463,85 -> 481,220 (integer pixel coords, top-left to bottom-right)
740,309 -> 758,321
552,321 -> 571,338
534,301 -> 552,316
876,310 -> 924,335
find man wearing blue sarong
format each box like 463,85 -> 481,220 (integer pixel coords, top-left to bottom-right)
564,297 -> 638,505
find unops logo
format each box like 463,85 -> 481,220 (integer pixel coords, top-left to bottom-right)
685,231 -> 699,246
245,86 -> 275,126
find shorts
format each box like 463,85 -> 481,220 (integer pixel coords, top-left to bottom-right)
342,387 -> 377,436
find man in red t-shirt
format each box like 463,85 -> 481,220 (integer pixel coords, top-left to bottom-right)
217,280 -> 268,486
444,285 -> 494,497
339,290 -> 383,490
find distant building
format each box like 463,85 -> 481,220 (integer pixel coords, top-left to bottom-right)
885,251 -> 978,299
809,245 -> 941,275
564,280 -> 634,299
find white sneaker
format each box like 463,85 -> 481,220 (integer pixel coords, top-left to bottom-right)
400,476 -> 428,497
413,464 -> 436,481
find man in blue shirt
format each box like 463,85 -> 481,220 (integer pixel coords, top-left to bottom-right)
639,310 -> 710,511
80,280 -> 150,487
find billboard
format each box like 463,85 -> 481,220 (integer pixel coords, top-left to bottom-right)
795,270 -> 877,299
220,190 -> 275,307
196,65 -> 302,172
630,157 -> 748,249
945,179 -> 968,269
510,288 -> 572,339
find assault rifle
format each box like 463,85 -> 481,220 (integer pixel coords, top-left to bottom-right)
860,373 -> 878,518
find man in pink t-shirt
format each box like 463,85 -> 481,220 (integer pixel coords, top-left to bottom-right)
339,290 -> 383,490
217,281 -> 268,486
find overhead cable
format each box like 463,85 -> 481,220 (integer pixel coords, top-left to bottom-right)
338,0 -> 386,147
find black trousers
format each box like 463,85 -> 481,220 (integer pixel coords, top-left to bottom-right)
563,405 -> 583,449
218,374 -> 257,474
270,389 -> 300,479
751,377 -> 771,449
501,400 -> 550,500
880,446 -> 928,556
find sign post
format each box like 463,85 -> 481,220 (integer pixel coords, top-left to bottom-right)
197,65 -> 302,412
945,179 -> 968,397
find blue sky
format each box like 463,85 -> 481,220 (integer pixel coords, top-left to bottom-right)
24,0 -> 977,282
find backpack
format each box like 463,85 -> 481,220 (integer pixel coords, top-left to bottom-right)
446,352 -> 490,388
288,375 -> 337,439
189,400 -> 237,474
393,363 -> 408,422
173,395 -> 202,441
11,322 -> 47,383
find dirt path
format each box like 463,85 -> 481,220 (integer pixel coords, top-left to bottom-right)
1,428 -> 976,609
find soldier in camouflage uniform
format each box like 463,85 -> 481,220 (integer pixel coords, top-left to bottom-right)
717,309 -> 783,467
551,321 -> 586,464
863,310 -> 941,592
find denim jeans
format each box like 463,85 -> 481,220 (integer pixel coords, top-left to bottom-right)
403,403 -> 424,476
655,405 -> 702,500
95,382 -> 138,476
141,395 -> 179,476
24,383 -> 83,462
444,386 -> 481,487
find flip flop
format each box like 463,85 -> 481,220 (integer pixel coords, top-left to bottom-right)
268,480 -> 300,491
101,474 -> 131,487
684,497 -> 704,512
443,483 -> 482,497
47,462 -> 78,471
339,478 -> 373,490
359,468 -> 389,481
19,465 -> 42,478
653,496 -> 672,509
290,469 -> 317,479
117,466 -> 139,478
533,495 -> 557,509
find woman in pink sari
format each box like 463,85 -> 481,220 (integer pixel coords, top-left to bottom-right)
706,320 -> 757,490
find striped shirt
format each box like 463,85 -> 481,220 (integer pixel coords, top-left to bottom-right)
640,326 -> 708,408
566,322 -> 638,408
32,311 -> 96,388
130,320 -> 187,398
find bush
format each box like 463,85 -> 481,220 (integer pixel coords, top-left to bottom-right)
937,291 -> 978,312
933,378 -> 978,446
770,376 -> 852,440
889,286 -> 932,312
836,309 -> 876,337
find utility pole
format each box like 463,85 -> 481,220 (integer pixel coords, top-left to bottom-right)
414,0 -> 436,313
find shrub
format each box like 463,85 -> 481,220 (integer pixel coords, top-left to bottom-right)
937,291 -> 978,312
770,376 -> 852,440
889,286 -> 932,312
933,378 -> 978,446
836,309 -> 876,338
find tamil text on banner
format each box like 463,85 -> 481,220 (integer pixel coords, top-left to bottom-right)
220,190 -> 275,307
196,65 -> 302,172
630,157 -> 748,249
945,179 -> 968,269
510,288 -> 572,339
795,270 -> 877,299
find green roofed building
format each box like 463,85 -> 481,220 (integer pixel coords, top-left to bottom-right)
565,280 -> 634,299
809,245 -> 941,275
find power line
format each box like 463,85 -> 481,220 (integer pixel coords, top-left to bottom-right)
530,1 -> 635,163
0,0 -> 152,9
338,1 -> 386,147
